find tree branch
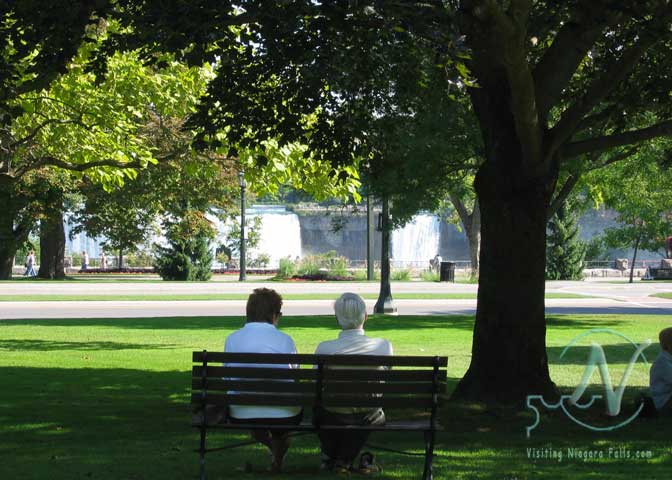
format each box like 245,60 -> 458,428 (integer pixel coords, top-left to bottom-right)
561,120 -> 672,158
448,191 -> 473,237
587,146 -> 639,171
11,118 -> 91,149
533,2 -> 619,119
547,174 -> 580,221
28,156 -> 147,174
547,5 -> 671,154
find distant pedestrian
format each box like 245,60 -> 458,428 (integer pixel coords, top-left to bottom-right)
430,254 -> 442,273
23,250 -> 37,277
81,251 -> 89,272
100,251 -> 107,271
666,236 -> 672,259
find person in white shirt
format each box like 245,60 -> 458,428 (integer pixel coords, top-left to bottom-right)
224,288 -> 302,473
314,292 -> 393,473
650,327 -> 672,415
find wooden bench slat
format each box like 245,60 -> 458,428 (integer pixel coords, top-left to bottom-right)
322,381 -> 447,394
192,379 -> 316,393
192,366 -> 318,379
191,393 -> 435,409
193,420 -> 445,431
193,366 -> 447,382
193,351 -> 447,367
194,379 -> 447,394
192,392 -> 315,407
322,369 -> 447,381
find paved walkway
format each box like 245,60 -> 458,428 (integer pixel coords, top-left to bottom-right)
0,279 -> 670,319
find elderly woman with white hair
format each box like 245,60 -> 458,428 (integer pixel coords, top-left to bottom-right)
313,292 -> 393,474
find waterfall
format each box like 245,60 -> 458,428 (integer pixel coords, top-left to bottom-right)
250,206 -> 302,267
63,217 -> 105,258
215,205 -> 302,268
391,214 -> 441,267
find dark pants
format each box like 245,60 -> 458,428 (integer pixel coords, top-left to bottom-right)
313,407 -> 385,464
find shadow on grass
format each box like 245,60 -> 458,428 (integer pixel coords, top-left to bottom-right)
1,314 -> 649,334
0,339 -> 178,351
546,342 -> 661,366
0,315 -> 477,331
1,366 -> 670,479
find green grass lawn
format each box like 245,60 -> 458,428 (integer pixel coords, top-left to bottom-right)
0,292 -> 590,302
651,293 -> 672,299
1,314 -> 670,479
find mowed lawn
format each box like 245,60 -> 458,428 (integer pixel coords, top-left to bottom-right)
1,314 -> 671,479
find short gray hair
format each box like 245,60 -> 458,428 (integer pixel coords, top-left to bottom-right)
334,292 -> 367,329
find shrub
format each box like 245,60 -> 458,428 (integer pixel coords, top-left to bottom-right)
297,255 -> 322,276
328,256 -> 349,277
249,253 -> 271,268
391,268 -> 411,281
154,211 -> 214,281
546,201 -> 586,280
420,270 -> 439,282
352,269 -> 368,281
277,257 -> 297,278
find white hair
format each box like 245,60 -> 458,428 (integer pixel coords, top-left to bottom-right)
334,292 -> 367,330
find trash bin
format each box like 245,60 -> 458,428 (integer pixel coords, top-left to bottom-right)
440,261 -> 455,282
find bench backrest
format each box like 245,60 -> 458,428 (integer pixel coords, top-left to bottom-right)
192,351 -> 448,422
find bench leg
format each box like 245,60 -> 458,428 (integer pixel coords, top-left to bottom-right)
422,430 -> 435,480
199,426 -> 207,480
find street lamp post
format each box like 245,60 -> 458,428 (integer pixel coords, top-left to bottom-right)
374,195 -> 397,314
366,194 -> 374,281
238,171 -> 247,282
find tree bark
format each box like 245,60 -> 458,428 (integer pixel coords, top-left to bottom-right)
0,181 -> 19,279
465,200 -> 481,279
374,197 -> 396,314
453,159 -> 557,402
38,208 -> 66,279
453,78 -> 558,402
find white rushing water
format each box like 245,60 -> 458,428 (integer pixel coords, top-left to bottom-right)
248,205 -> 302,267
215,205 -> 302,268
391,213 -> 441,266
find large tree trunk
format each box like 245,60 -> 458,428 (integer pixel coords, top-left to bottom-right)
0,235 -> 15,279
454,161 -> 556,402
38,208 -> 66,279
453,80 -> 557,402
0,182 -> 19,279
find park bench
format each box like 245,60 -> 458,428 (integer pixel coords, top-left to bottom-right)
191,351 -> 448,480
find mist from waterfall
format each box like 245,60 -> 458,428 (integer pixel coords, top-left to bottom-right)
391,214 -> 441,266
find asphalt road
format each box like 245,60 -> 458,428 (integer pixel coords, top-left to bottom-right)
1,278 -> 671,319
